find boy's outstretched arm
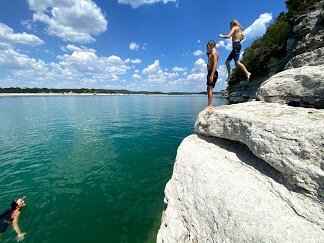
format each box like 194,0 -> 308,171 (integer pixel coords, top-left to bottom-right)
219,26 -> 236,39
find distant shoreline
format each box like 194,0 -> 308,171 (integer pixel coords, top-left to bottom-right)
0,88 -> 228,97
0,93 -> 214,97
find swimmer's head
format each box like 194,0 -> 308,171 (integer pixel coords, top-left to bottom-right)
11,197 -> 26,210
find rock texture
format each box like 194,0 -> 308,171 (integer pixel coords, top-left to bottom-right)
195,101 -> 324,200
227,77 -> 266,104
292,0 -> 324,56
157,135 -> 324,242
256,65 -> 324,108
284,47 -> 324,69
158,3 -> 324,242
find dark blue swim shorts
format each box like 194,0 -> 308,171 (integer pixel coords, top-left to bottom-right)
206,70 -> 218,88
226,41 -> 241,62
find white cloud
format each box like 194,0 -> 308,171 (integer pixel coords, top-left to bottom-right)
193,50 -> 204,56
186,73 -> 205,81
0,22 -> 44,47
60,44 -> 96,53
117,0 -> 177,8
129,42 -> 139,51
21,20 -> 34,30
0,45 -> 130,88
197,40 -> 201,43
132,73 -> 141,79
244,13 -> 273,40
172,67 -> 186,72
191,58 -> 206,73
186,58 -> 206,82
27,0 -> 107,43
0,49 -> 45,69
142,42 -> 148,50
141,59 -> 179,85
130,58 -> 141,64
142,60 -> 160,75
58,51 -> 128,77
0,42 -> 12,50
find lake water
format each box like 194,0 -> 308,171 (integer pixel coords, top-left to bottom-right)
0,95 -> 228,243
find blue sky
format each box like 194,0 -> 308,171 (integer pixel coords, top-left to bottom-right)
0,0 -> 286,92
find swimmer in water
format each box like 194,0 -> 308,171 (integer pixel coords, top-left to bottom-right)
0,197 -> 26,241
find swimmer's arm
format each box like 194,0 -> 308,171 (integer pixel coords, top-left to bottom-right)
219,26 -> 237,39
13,218 -> 26,242
12,218 -> 22,235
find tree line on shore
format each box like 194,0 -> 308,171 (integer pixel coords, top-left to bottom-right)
0,87 -> 227,96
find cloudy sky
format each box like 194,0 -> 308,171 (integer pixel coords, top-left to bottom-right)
0,0 -> 286,92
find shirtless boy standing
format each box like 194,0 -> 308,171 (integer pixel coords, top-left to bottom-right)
206,40 -> 219,109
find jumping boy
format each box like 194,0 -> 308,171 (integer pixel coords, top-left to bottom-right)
206,40 -> 219,109
219,19 -> 251,81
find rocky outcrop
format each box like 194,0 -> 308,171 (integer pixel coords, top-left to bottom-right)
195,101 -> 324,200
158,101 -> 324,241
157,134 -> 324,242
284,47 -> 324,69
256,65 -> 324,108
291,0 -> 324,56
158,3 -> 324,241
227,77 -> 266,104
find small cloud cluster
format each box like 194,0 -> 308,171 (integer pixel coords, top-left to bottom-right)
193,50 -> 204,56
129,42 -> 139,51
26,0 -> 108,43
0,43 -> 130,87
0,22 -> 44,47
129,42 -> 147,51
117,0 -> 177,8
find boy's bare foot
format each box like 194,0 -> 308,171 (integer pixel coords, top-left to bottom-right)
247,72 -> 251,81
205,105 -> 213,110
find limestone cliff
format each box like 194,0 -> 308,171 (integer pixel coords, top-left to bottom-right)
157,102 -> 324,242
157,2 -> 324,242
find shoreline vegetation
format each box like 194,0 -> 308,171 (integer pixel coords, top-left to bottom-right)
0,87 -> 228,97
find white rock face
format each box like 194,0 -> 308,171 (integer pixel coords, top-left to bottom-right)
195,102 -> 324,200
256,65 -> 324,108
157,135 -> 324,243
292,0 -> 324,55
284,47 -> 324,69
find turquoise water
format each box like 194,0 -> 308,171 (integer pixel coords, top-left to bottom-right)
0,95 -> 228,243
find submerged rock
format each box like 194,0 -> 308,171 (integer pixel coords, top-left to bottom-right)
157,135 -> 324,242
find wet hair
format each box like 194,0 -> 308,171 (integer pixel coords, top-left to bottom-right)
230,19 -> 245,41
206,40 -> 216,57
11,199 -> 18,210
207,40 -> 216,48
